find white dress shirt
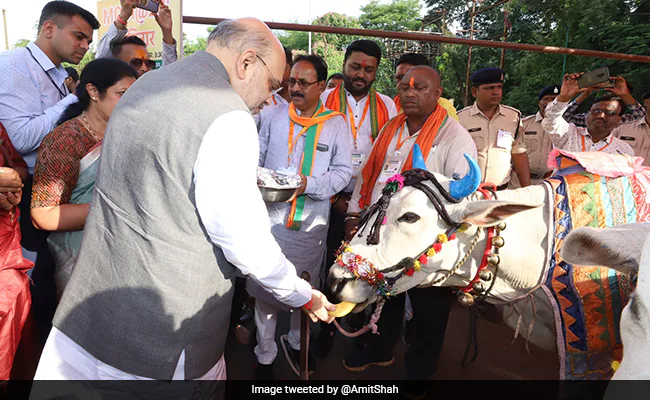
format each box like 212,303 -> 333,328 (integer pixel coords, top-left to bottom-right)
0,42 -> 78,172
348,116 -> 478,214
542,99 -> 634,156
193,109 -> 312,308
96,23 -> 178,66
320,88 -> 398,192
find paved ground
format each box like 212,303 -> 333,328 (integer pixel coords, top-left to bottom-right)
225,301 -> 559,380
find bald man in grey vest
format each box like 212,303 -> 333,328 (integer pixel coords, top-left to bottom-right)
32,18 -> 335,384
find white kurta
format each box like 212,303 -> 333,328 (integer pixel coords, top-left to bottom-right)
249,103 -> 353,302
247,103 -> 352,363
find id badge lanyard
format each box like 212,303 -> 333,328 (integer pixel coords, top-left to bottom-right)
379,123 -> 409,183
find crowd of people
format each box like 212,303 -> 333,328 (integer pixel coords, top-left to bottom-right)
0,0 -> 648,389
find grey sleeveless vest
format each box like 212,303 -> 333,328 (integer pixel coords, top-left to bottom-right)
53,51 -> 243,379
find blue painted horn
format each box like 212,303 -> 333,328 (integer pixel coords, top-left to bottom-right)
449,154 -> 481,200
412,144 -> 427,170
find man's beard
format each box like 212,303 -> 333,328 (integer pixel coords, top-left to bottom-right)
343,75 -> 373,97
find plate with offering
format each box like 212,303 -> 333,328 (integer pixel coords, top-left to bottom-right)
257,167 -> 302,203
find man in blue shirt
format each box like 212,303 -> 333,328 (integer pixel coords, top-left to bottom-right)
0,0 -> 99,346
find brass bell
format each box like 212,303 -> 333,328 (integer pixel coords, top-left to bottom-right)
487,254 -> 500,266
473,281 -> 487,293
496,221 -> 506,231
479,269 -> 493,281
457,291 -> 475,308
492,236 -> 505,248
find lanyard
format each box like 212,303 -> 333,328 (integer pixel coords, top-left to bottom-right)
581,135 -> 610,152
347,99 -> 370,149
394,123 -> 410,152
26,47 -> 67,100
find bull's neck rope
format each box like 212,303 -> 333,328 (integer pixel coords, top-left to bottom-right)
335,173 -> 504,305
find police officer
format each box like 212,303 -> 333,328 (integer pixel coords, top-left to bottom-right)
458,68 -> 531,189
510,84 -> 560,187
611,91 -> 650,166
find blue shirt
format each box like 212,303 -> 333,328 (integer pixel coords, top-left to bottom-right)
0,42 -> 78,173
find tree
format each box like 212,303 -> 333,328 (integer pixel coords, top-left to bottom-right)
183,34 -> 207,57
426,0 -> 650,113
183,27 -> 214,57
359,0 -> 422,32
12,39 -> 29,49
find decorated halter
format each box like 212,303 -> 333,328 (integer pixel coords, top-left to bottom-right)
335,145 -> 482,299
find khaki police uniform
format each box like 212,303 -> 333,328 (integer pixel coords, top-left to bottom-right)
458,102 -> 526,189
509,112 -> 554,187
612,117 -> 650,166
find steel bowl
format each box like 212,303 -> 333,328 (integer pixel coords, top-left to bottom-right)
259,186 -> 300,203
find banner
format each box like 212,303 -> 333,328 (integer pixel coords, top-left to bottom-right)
97,0 -> 183,67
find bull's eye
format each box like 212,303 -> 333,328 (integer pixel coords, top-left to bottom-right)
397,212 -> 420,224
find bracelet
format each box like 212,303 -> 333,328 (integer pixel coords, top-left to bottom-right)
303,299 -> 314,311
117,15 -> 128,26
344,213 -> 361,222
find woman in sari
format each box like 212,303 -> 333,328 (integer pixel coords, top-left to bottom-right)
31,59 -> 137,298
0,122 -> 32,380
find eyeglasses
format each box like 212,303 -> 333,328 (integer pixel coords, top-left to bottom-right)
288,79 -> 319,90
256,54 -> 282,96
589,109 -> 619,117
129,58 -> 157,70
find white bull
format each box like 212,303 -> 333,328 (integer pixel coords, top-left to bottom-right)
562,224 -> 649,381
327,151 -> 632,372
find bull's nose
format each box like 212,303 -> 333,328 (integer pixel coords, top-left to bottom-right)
327,275 -> 345,301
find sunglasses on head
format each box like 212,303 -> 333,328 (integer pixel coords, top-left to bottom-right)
129,58 -> 157,70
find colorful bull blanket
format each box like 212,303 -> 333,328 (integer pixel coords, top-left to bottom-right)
543,151 -> 645,380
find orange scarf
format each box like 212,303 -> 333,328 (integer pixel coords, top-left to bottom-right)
325,83 -> 390,142
358,105 -> 449,209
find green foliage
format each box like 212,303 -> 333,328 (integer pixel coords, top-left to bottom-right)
183,27 -> 213,57
183,34 -> 207,57
62,50 -> 95,74
359,0 -> 423,32
12,39 -> 29,49
426,0 -> 650,114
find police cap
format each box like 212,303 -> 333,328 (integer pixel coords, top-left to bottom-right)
470,67 -> 505,86
538,84 -> 561,100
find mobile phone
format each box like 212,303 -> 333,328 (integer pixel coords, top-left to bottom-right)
577,67 -> 611,89
599,78 -> 616,89
134,0 -> 160,13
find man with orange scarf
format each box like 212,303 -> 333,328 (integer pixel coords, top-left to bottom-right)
249,54 -> 352,380
343,66 -> 476,387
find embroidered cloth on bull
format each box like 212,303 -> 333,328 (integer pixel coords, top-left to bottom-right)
544,152 -> 646,380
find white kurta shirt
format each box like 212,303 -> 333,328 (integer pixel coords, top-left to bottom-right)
253,103 -> 353,294
542,99 -> 634,156
348,116 -> 478,214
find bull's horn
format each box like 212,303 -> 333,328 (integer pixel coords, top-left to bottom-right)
412,144 -> 427,170
327,301 -> 356,318
449,154 -> 481,200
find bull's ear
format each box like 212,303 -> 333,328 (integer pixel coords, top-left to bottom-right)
561,224 -> 650,274
459,200 -> 542,227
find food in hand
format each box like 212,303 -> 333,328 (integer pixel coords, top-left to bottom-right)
327,301 -> 356,318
